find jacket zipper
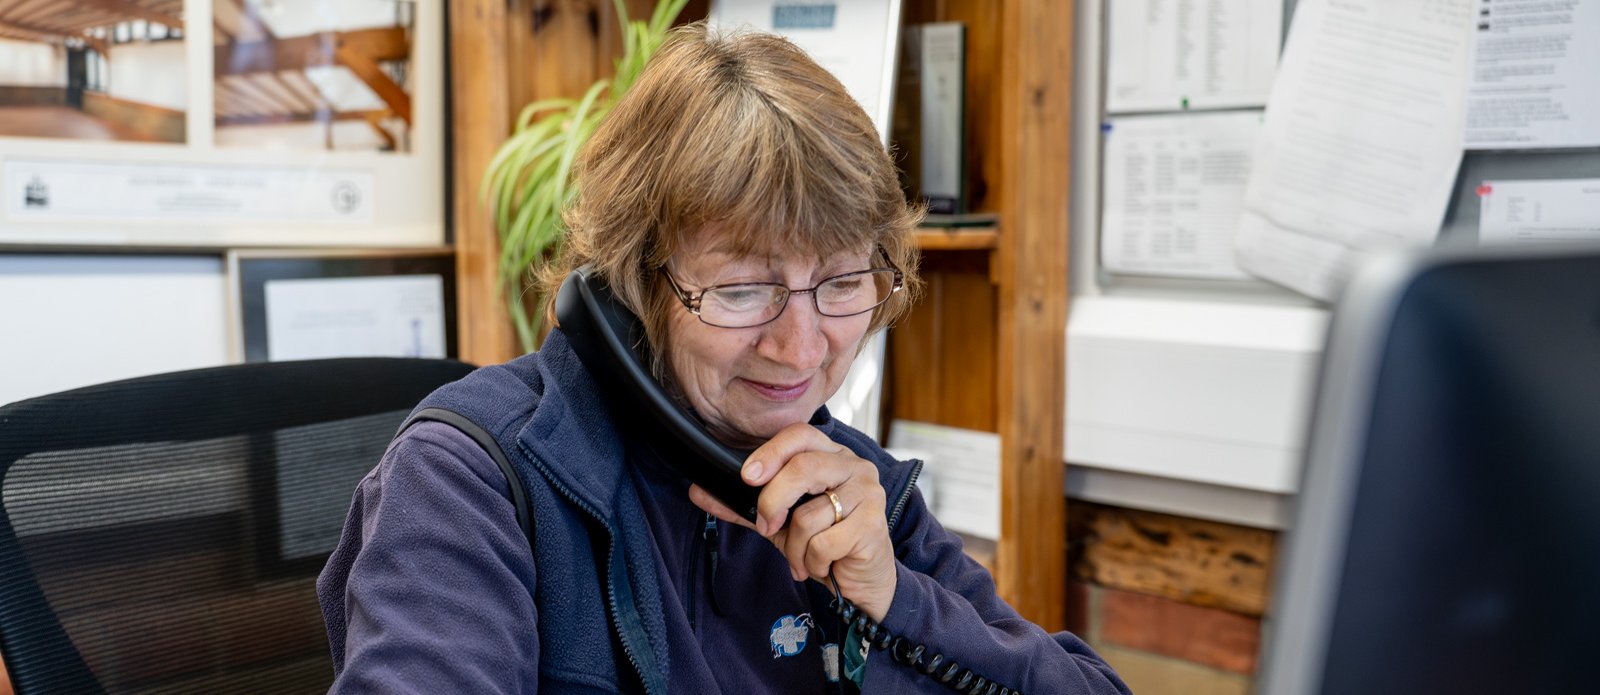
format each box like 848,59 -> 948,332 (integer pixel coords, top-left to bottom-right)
703,513 -> 726,616
522,449 -> 665,695
886,459 -> 925,535
686,512 -> 706,630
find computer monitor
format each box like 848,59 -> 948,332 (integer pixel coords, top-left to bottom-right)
1260,244 -> 1600,694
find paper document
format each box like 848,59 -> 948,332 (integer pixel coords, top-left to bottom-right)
1464,0 -> 1600,150
1101,112 -> 1261,279
1478,179 -> 1600,245
1234,0 -> 1474,300
1106,0 -> 1282,113
887,420 -> 999,540
265,275 -> 446,361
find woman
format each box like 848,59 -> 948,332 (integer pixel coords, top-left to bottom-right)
319,24 -> 1128,695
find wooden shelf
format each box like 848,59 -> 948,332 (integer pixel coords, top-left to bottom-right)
914,226 -> 999,251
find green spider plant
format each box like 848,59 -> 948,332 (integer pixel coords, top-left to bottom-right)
483,0 -> 690,352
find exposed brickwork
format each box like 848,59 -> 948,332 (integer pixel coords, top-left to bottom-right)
1066,578 -> 1092,637
1098,587 -> 1261,675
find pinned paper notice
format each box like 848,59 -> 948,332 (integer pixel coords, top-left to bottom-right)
1106,0 -> 1281,113
1465,0 -> 1600,150
1234,0 -> 1474,300
1478,179 -> 1600,245
1101,112 -> 1261,280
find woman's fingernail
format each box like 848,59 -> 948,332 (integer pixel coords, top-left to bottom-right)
755,516 -> 768,536
744,461 -> 764,482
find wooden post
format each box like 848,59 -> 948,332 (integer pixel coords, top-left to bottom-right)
995,0 -> 1073,631
451,0 -> 669,365
450,0 -> 521,365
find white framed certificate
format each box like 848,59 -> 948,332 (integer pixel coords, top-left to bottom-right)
0,1 -> 445,248
227,247 -> 457,363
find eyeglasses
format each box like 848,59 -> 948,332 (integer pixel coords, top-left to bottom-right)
661,265 -> 904,329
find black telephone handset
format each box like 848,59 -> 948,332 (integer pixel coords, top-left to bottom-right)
555,264 -> 764,523
556,265 -> 1016,694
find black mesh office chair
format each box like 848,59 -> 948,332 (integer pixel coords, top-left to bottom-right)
0,358 -> 474,694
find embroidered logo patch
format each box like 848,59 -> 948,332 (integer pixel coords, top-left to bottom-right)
769,613 -> 814,658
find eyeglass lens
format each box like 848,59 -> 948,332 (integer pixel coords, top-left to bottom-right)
697,270 -> 897,328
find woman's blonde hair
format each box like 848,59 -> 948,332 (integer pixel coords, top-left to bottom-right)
542,22 -> 923,375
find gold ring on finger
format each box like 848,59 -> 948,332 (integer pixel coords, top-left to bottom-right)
826,490 -> 844,525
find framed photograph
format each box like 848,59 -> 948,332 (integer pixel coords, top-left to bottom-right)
0,1 -> 188,144
213,0 -> 417,154
227,247 -> 457,363
0,0 -> 445,248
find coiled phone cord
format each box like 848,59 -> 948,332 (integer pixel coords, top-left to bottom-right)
826,574 -> 1022,695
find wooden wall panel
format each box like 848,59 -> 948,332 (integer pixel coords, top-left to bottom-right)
450,0 -> 521,366
889,252 -> 998,432
995,0 -> 1073,631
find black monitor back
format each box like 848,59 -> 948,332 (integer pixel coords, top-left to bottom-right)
1261,245 -> 1600,694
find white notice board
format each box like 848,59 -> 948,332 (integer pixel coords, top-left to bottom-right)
0,255 -> 230,406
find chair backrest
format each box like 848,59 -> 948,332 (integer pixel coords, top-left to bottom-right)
0,358 -> 474,694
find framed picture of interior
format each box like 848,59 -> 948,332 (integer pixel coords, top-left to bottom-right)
0,0 -> 189,144
227,247 -> 457,364
0,0 -> 444,248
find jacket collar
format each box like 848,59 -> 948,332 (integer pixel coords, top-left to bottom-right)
516,329 -> 850,523
514,330 -> 631,521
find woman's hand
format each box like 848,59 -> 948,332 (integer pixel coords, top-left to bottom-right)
688,422 -> 898,622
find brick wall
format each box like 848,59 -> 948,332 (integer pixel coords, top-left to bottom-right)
1067,501 -> 1279,694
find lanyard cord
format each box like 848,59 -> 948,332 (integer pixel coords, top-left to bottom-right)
825,573 -> 1023,695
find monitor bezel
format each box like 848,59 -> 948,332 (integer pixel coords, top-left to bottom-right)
1258,242 -> 1600,693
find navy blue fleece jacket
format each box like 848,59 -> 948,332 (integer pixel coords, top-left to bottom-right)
317,330 -> 1128,694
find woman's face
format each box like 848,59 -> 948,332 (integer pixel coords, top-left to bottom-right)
664,234 -> 875,449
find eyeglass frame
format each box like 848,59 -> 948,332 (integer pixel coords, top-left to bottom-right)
659,260 -> 905,329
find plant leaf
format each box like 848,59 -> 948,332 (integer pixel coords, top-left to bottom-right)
551,80 -> 610,205
515,97 -> 576,132
483,0 -> 689,350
